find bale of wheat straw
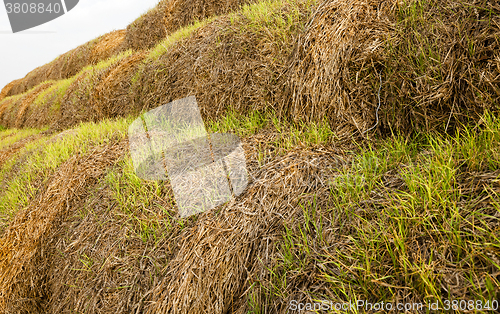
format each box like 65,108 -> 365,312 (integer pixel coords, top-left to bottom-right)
126,1 -> 170,51
54,53 -> 133,130
90,29 -> 127,64
93,52 -> 147,120
14,81 -> 56,128
133,0 -> 312,123
0,142 -> 126,313
3,32 -> 125,99
281,0 -> 397,134
146,147 -> 342,314
0,98 -> 17,125
23,83 -> 66,129
0,80 -> 21,102
283,0 -> 499,135
125,0 -> 256,51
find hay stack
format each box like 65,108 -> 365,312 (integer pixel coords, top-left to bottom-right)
0,129 -> 345,313
23,81 -> 72,129
6,68 -> 40,97
0,142 -> 126,314
146,147 -> 341,314
284,0 -> 500,135
52,71 -> 93,130
0,98 -> 17,124
0,80 -> 21,103
93,52 -> 147,120
90,30 -> 127,65
133,0 -> 313,122
382,0 -> 500,133
14,81 -> 55,128
125,0 -> 256,51
0,82 -> 55,128
48,40 -> 98,81
282,0 -> 396,134
54,52 -> 133,130
4,30 -> 127,98
125,1 -> 170,51
0,98 -> 23,128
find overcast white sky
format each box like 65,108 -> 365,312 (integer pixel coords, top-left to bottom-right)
0,0 -> 160,90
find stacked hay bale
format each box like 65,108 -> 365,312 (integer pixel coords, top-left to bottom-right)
5,30 -> 127,98
0,96 -> 20,127
132,0 -> 315,122
23,77 -> 80,129
14,81 -> 56,128
0,83 -> 54,128
283,0 -> 500,135
0,80 -> 21,103
93,52 -> 148,120
90,30 -> 127,65
282,0 -> 395,134
54,51 -> 134,129
125,1 -> 171,51
125,0 -> 257,51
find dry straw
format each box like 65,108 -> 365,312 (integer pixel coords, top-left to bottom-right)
93,52 -> 148,120
0,0 -> 498,311
46,51 -> 132,130
14,81 -> 55,128
132,0 -> 314,123
125,0 -> 256,51
90,30 -> 128,64
0,130 -> 347,313
282,0 -> 499,134
23,79 -> 76,129
5,30 -> 127,98
282,0 -> 397,134
0,80 -> 21,103
0,142 -> 126,313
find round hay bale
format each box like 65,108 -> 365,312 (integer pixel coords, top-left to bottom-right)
24,80 -> 73,129
90,30 -> 128,65
59,40 -> 98,79
0,97 -> 19,126
284,0 -> 500,135
0,96 -> 22,127
282,0 -> 396,135
93,52 -> 147,120
7,62 -> 58,97
126,1 -> 170,51
54,71 -> 93,130
5,36 -> 111,99
55,52 -> 133,130
132,0 -> 313,122
0,82 -> 55,128
14,81 -> 56,128
0,80 -> 21,102
125,0 -> 257,51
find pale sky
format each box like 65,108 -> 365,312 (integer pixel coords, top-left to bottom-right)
0,0 -> 161,91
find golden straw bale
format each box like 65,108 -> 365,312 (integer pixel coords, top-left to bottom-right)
133,0 -> 313,122
284,0 -> 500,135
126,0 -> 256,51
54,52 -> 133,130
0,80 -> 21,102
0,98 -> 18,125
93,52 -> 147,119
14,81 -> 55,128
90,30 -> 127,65
3,32 -> 126,98
0,142 -> 126,314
